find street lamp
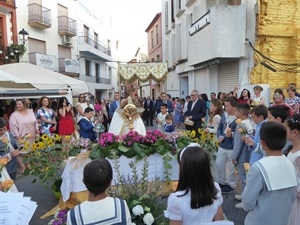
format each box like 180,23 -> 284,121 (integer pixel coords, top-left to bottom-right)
18,28 -> 29,45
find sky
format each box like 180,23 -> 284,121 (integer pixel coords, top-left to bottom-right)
85,0 -> 162,62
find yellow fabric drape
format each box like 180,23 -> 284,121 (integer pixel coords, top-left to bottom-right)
118,63 -> 168,82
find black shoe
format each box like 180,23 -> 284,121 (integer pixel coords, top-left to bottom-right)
221,185 -> 234,195
219,183 -> 226,189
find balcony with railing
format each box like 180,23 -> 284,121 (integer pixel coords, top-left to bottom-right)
0,0 -> 15,7
97,77 -> 111,84
58,58 -> 79,76
58,16 -> 77,37
28,3 -> 51,29
78,35 -> 111,62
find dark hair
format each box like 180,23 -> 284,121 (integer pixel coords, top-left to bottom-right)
58,97 -> 69,110
223,96 -> 239,107
167,94 -> 171,99
201,93 -> 209,102
0,117 -> 6,128
176,146 -> 217,208
250,105 -> 268,119
285,114 -> 300,132
165,113 -> 173,121
260,122 -> 286,151
239,89 -> 251,100
84,107 -> 94,113
160,103 -> 168,109
83,158 -> 112,196
268,105 -> 290,123
236,103 -> 250,115
186,95 -> 190,100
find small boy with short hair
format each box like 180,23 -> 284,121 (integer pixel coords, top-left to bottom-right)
164,113 -> 175,133
242,122 -> 298,225
156,103 -> 168,132
78,107 -> 97,142
245,105 -> 268,164
231,103 -> 253,208
67,158 -> 131,224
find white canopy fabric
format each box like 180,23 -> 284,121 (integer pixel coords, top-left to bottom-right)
0,63 -> 88,95
0,70 -> 37,89
118,63 -> 168,82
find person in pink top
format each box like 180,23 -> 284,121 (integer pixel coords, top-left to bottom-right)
9,99 -> 39,172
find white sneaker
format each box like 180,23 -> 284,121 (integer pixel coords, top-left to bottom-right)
235,202 -> 244,209
234,194 -> 242,201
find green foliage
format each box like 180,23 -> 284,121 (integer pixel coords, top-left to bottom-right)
109,158 -> 168,225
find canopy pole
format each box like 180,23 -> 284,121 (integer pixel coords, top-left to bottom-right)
117,62 -> 121,103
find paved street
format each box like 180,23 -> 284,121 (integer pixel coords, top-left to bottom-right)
15,173 -> 247,225
14,124 -> 247,225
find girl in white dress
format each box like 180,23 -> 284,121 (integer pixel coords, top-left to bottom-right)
164,144 -> 224,225
285,114 -> 300,225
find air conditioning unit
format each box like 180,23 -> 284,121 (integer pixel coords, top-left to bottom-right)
61,35 -> 72,45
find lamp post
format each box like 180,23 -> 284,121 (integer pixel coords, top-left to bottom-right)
18,28 -> 29,45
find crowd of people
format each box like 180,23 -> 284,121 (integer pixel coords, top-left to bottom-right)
0,81 -> 300,225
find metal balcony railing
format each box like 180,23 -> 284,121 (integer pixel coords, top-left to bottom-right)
28,3 -> 51,28
58,16 -> 77,36
79,36 -> 111,56
96,77 -> 111,84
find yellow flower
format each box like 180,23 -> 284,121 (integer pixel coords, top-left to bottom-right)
65,135 -> 71,142
31,143 -> 37,151
2,179 -> 14,192
39,142 -> 45,149
190,130 -> 196,138
53,134 -> 61,141
47,140 -> 54,147
0,157 -> 8,166
235,119 -> 242,125
41,134 -> 49,141
238,128 -> 244,133
198,128 -> 202,133
1,136 -> 8,144
243,163 -> 250,173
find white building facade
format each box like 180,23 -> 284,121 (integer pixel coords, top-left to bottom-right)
162,0 -> 256,98
14,0 -> 116,99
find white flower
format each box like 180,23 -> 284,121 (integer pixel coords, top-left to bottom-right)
131,223 -> 136,225
132,205 -> 144,216
143,212 -> 155,225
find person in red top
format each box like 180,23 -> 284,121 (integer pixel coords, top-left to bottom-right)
238,88 -> 251,105
57,97 -> 75,151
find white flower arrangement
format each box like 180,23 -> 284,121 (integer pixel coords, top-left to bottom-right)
143,213 -> 155,225
132,205 -> 144,216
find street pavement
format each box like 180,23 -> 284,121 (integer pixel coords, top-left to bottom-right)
14,124 -> 247,225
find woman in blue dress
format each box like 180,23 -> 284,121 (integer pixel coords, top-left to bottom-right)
174,97 -> 184,127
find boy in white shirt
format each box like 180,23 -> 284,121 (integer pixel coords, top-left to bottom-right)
156,103 -> 168,132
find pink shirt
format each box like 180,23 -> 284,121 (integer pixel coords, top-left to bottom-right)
9,109 -> 39,140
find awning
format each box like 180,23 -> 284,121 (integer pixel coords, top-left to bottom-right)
118,63 -> 168,82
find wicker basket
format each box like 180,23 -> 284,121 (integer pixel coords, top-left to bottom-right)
184,119 -> 194,126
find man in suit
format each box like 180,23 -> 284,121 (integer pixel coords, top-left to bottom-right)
184,90 -> 207,132
109,92 -> 120,118
143,96 -> 154,126
156,92 -> 173,114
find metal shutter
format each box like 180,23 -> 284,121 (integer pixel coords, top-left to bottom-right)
218,61 -> 239,93
195,69 -> 209,94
